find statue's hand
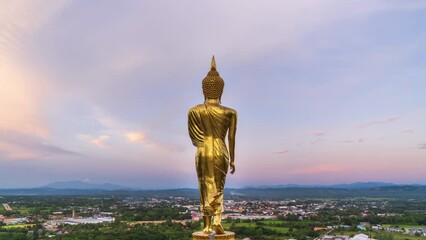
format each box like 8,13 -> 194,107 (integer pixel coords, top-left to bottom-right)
230,162 -> 235,174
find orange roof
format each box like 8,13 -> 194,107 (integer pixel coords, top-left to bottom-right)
314,227 -> 328,231
3,218 -> 16,223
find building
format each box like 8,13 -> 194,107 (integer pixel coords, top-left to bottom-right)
350,233 -> 370,240
409,228 -> 426,236
63,217 -> 115,225
2,217 -> 28,225
320,235 -> 350,240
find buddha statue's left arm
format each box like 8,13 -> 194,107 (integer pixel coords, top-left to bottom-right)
188,108 -> 204,147
228,110 -> 237,174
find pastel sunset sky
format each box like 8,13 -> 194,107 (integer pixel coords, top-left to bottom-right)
1,1 -> 425,188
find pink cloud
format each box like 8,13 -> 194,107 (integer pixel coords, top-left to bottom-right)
338,138 -> 367,144
355,116 -> 401,128
290,164 -> 344,175
309,131 -> 326,137
272,149 -> 288,154
0,131 -> 79,160
0,2 -> 69,139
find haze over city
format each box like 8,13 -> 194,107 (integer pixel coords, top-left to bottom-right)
0,1 -> 425,189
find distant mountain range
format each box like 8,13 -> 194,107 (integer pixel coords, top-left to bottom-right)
0,181 -> 425,198
0,185 -> 426,199
41,181 -> 132,190
16,181 -> 426,191
40,181 -> 420,191
243,182 -> 404,189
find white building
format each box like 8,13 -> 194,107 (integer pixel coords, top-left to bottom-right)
350,233 -> 372,240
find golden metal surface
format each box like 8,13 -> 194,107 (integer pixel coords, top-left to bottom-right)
192,231 -> 235,240
188,56 -> 237,234
202,56 -> 225,100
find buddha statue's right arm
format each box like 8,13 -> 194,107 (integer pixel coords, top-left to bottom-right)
228,110 -> 237,174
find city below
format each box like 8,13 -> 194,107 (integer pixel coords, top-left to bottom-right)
1,182 -> 425,239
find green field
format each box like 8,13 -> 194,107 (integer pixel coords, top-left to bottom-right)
222,219 -> 290,234
382,224 -> 426,229
1,224 -> 35,229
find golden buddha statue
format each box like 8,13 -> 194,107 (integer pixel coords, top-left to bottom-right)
188,56 -> 237,235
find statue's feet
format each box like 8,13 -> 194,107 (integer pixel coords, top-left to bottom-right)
214,224 -> 225,234
203,227 -> 213,234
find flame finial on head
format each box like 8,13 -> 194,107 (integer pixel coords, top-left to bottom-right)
211,55 -> 216,70
202,55 -> 224,99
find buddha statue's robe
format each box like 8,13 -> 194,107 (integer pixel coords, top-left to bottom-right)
188,103 -> 235,216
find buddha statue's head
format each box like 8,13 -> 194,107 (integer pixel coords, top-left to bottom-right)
202,56 -> 224,101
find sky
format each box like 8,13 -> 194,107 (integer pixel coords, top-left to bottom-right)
0,1 -> 425,189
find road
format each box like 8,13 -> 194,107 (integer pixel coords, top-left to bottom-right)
3,203 -> 12,211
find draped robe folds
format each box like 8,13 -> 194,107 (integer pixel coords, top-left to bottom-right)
188,104 -> 231,216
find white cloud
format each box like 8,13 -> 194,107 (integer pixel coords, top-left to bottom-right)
77,134 -> 110,148
125,132 -> 145,143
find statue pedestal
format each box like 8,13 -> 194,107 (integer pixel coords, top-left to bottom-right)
192,231 -> 235,240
